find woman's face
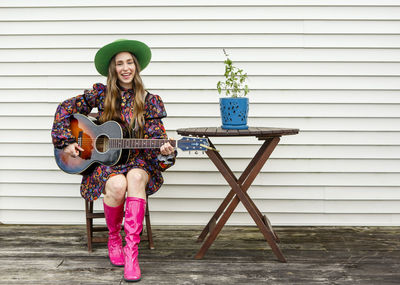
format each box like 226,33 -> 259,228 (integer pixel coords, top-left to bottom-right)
115,51 -> 136,89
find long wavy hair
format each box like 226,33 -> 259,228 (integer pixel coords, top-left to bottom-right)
99,52 -> 146,138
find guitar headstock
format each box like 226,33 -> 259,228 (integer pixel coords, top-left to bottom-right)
177,137 -> 210,152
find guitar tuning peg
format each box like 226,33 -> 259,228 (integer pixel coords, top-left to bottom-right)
189,151 -> 191,155
202,151 -> 205,155
195,151 -> 198,155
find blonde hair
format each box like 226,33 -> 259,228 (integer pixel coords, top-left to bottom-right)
100,53 -> 146,138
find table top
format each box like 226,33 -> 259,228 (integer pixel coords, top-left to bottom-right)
177,127 -> 299,138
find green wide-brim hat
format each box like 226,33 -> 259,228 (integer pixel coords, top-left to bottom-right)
94,39 -> 152,76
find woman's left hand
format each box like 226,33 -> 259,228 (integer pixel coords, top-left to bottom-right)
160,139 -> 175,156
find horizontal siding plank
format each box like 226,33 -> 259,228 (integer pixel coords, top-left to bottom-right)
1,170 -> 399,186
305,20 -> 400,34
2,0 -> 400,8
1,75 -> 400,90
2,20 -> 306,35
3,116 -> 400,132
1,102 -> 400,118
2,20 -> 400,35
1,156 -> 400,173
2,197 -> 400,215
1,143 -> 399,159
2,89 -> 400,104
2,48 -> 400,63
152,212 -> 400,226
2,34 -> 400,49
1,210 -> 399,226
2,183 -> 400,201
0,183 -> 80,197
3,62 -> 400,76
2,6 -> 400,21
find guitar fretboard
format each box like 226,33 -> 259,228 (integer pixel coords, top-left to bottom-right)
109,139 -> 176,149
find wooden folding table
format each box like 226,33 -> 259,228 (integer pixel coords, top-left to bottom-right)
176,127 -> 299,262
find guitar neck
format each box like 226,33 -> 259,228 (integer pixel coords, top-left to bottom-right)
109,138 -> 176,150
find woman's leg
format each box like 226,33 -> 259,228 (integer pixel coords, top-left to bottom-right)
126,168 -> 149,199
123,168 -> 149,282
104,174 -> 127,206
103,174 -> 127,267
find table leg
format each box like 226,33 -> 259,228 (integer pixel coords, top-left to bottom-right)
196,137 -> 286,262
227,174 -> 286,262
199,138 -> 280,245
196,139 -> 271,242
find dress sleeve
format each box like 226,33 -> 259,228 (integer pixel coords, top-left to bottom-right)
143,94 -> 176,171
51,83 -> 105,149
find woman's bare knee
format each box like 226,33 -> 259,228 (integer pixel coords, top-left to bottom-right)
127,169 -> 149,186
127,169 -> 149,198
105,175 -> 127,203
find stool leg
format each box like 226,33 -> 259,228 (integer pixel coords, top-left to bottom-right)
145,199 -> 155,250
85,200 -> 93,252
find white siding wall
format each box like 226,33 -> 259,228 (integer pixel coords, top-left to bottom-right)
0,0 -> 399,226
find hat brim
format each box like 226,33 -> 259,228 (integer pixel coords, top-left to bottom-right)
94,40 -> 152,76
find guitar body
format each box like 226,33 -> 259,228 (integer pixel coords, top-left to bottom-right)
54,113 -> 130,174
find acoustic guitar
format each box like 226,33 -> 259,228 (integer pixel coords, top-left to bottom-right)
54,113 -> 209,174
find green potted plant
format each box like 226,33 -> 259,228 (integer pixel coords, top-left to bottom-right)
217,49 -> 249,130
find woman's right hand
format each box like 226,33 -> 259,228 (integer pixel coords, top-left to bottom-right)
64,143 -> 84,158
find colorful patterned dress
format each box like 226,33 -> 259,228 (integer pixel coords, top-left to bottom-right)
51,83 -> 175,201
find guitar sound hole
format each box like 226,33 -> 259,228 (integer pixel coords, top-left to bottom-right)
96,135 -> 109,153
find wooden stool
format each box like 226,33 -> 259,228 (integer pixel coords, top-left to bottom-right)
85,197 -> 155,252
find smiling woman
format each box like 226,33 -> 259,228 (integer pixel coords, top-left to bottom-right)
115,52 -> 136,88
51,39 -> 176,282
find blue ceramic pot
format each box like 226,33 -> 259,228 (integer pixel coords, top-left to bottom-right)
219,97 -> 249,130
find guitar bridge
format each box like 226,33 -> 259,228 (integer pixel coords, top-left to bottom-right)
78,131 -> 83,147
77,131 -> 83,156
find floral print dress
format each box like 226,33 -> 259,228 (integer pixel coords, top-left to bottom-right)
51,83 -> 175,201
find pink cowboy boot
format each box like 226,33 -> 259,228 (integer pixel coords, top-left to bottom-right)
103,201 -> 125,267
123,197 -> 146,282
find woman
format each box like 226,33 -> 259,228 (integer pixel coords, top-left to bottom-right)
51,39 -> 176,282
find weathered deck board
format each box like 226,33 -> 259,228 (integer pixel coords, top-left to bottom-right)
0,225 -> 399,284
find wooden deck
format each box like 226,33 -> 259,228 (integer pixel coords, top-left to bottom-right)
0,225 -> 399,284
